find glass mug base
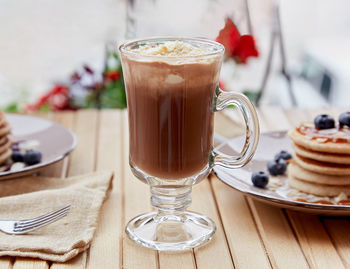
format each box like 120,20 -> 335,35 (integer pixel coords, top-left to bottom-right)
125,211 -> 216,251
126,163 -> 215,251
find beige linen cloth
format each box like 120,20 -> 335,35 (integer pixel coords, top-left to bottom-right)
0,170 -> 113,262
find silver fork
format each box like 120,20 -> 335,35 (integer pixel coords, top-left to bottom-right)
0,205 -> 71,235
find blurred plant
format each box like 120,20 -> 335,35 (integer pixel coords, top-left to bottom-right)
242,89 -> 259,104
3,103 -> 20,113
1,87 -> 29,113
26,84 -> 72,112
99,45 -> 127,109
26,43 -> 126,112
69,65 -> 103,109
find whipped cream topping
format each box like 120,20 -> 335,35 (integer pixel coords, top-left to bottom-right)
128,41 -> 208,57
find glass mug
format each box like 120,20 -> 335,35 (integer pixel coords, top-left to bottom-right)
119,37 -> 259,251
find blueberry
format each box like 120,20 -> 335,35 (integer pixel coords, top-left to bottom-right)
314,114 -> 335,129
267,159 -> 287,176
251,171 -> 269,188
11,151 -> 24,162
274,150 -> 292,161
339,112 -> 350,127
23,150 -> 42,166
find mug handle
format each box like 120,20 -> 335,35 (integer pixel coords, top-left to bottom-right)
212,87 -> 260,168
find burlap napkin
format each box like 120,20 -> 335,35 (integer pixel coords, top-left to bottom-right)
0,170 -> 113,262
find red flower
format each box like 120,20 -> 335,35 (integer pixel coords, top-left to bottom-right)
216,18 -> 259,64
27,85 -> 71,111
234,35 -> 259,64
104,70 -> 121,81
216,18 -> 240,59
47,85 -> 70,110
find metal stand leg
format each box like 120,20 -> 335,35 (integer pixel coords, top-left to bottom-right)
256,3 -> 297,107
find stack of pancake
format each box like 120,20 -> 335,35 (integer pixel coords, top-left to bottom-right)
288,123 -> 350,196
0,111 -> 12,166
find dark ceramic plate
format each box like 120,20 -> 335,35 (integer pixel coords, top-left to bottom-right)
214,131 -> 350,215
0,114 -> 76,180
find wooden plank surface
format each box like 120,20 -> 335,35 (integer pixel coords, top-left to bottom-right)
287,211 -> 345,269
243,106 -> 309,269
0,258 -> 11,269
13,258 -> 48,269
210,176 -> 271,269
3,108 -> 350,269
192,179 -> 234,269
85,110 -> 124,268
0,257 -> 11,269
248,201 -> 309,269
50,110 -> 99,269
322,218 -> 350,268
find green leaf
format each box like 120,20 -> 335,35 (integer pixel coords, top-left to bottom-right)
243,89 -> 259,105
3,102 -> 20,113
99,77 -> 127,109
38,104 -> 51,112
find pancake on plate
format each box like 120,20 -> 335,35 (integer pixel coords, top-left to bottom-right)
287,114 -> 350,197
0,111 -> 12,166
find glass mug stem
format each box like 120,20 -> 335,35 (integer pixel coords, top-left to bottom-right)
151,185 -> 192,213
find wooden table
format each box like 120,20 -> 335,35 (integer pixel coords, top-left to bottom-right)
1,107 -> 350,269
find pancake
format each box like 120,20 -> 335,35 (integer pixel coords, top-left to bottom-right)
294,154 -> 350,176
288,128 -> 350,154
0,136 -> 8,146
0,122 -> 11,137
0,148 -> 12,165
0,137 -> 12,155
0,111 -> 5,127
293,143 -> 350,164
288,162 -> 350,185
288,175 -> 350,196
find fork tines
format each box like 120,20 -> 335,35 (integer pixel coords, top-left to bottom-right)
14,205 -> 71,233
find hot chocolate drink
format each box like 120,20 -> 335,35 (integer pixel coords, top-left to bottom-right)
121,41 -> 222,179
120,38 -> 259,251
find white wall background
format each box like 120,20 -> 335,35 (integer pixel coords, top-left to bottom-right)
0,0 -> 349,107
0,0 -> 126,106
